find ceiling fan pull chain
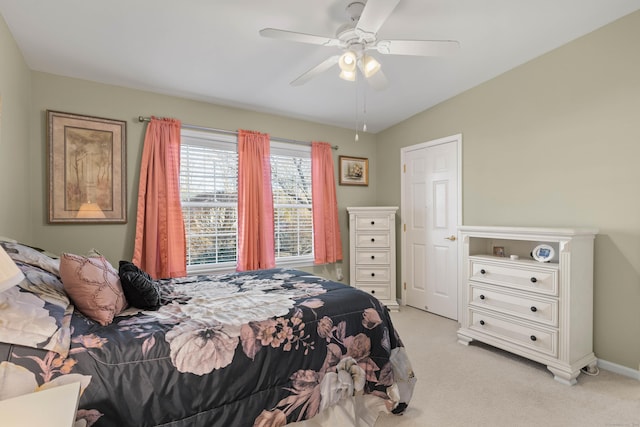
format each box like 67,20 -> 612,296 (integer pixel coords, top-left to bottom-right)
355,71 -> 359,141
363,83 -> 368,132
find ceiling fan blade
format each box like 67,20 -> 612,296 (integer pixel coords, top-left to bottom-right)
290,55 -> 340,86
356,0 -> 401,35
259,28 -> 342,47
375,39 -> 460,56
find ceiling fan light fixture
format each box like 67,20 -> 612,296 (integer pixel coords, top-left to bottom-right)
339,69 -> 356,81
362,54 -> 381,78
339,51 -> 357,72
261,0 -> 459,90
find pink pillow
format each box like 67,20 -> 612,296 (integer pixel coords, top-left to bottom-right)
60,253 -> 127,326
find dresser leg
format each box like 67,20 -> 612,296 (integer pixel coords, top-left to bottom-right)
547,366 -> 579,386
457,333 -> 473,346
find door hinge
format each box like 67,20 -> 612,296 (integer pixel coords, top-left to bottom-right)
403,282 -> 406,290
403,223 -> 406,232
403,164 -> 406,173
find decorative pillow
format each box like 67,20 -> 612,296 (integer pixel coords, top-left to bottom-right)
0,262 -> 72,358
60,253 -> 128,326
118,261 -> 161,311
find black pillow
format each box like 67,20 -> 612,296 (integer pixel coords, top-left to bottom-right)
118,261 -> 161,311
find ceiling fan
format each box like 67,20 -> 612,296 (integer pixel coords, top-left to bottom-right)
259,0 -> 460,90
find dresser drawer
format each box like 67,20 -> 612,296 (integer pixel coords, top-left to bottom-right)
355,266 -> 390,282
469,259 -> 558,296
355,250 -> 390,265
469,284 -> 558,327
355,233 -> 390,248
469,310 -> 558,357
356,284 -> 390,300
355,215 -> 390,231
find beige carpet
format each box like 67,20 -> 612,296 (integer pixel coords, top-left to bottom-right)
375,306 -> 640,427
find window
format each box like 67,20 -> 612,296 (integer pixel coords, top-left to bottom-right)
180,130 -> 238,270
180,130 -> 313,273
270,142 -> 313,262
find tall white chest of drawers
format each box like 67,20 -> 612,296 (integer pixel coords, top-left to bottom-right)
457,226 -> 598,385
347,207 -> 399,311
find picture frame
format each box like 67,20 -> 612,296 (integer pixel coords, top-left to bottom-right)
47,110 -> 127,223
492,246 -> 505,257
339,156 -> 369,186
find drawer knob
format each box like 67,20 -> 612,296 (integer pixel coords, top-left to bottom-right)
371,289 -> 376,294
530,335 -> 537,342
530,306 -> 537,312
479,320 -> 485,326
530,277 -> 537,283
371,221 -> 375,225
371,238 -> 375,242
371,272 -> 375,277
371,255 -> 375,259
479,294 -> 485,300
480,269 -> 486,275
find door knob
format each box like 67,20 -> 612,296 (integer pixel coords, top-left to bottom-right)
444,235 -> 457,241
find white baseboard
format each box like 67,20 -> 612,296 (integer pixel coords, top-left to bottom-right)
598,359 -> 640,381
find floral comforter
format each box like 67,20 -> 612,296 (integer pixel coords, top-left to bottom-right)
0,268 -> 414,426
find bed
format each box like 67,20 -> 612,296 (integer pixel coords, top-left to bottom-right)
0,240 -> 415,427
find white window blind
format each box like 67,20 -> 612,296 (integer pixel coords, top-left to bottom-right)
271,142 -> 313,262
180,132 -> 238,269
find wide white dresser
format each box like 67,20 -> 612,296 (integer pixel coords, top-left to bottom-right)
456,226 -> 598,385
347,207 -> 399,311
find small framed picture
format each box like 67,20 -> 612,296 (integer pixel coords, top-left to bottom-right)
339,156 -> 368,186
492,246 -> 505,257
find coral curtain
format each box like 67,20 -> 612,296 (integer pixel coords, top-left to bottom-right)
133,117 -> 186,279
237,130 -> 275,271
311,142 -> 343,264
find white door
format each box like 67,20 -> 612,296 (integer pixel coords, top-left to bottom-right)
402,135 -> 460,320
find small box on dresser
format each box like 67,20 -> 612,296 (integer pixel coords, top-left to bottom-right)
456,226 -> 598,385
347,207 -> 399,311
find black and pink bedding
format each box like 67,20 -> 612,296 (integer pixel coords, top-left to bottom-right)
0,241 -> 415,427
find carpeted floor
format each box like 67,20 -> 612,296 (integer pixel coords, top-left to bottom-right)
374,306 -> 640,427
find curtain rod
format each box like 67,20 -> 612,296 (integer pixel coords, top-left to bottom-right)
137,116 -> 339,150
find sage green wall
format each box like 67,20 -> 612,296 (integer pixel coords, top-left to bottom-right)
27,72 -> 376,284
0,15 -> 31,242
376,11 -> 640,371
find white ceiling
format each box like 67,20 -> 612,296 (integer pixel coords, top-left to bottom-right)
1,0 -> 639,133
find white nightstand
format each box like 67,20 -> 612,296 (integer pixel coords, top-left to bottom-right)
0,382 -> 81,427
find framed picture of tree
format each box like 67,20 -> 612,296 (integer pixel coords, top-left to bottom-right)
47,110 -> 127,223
